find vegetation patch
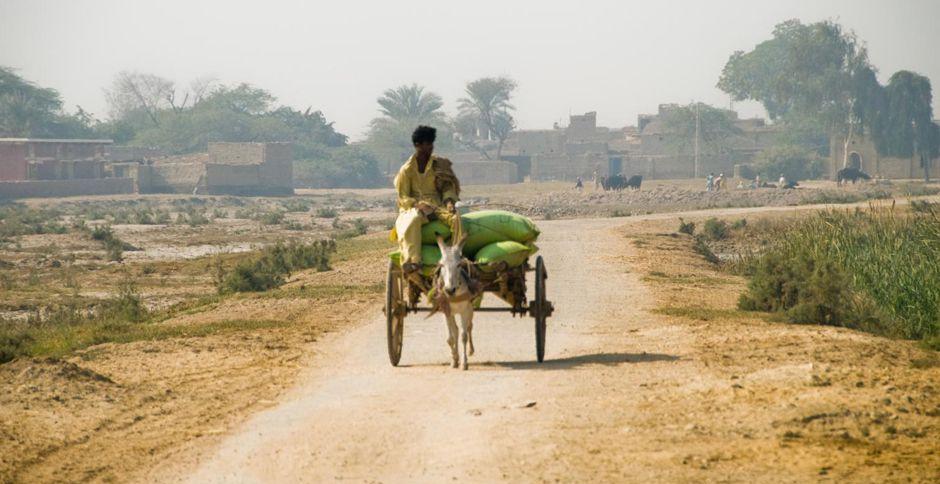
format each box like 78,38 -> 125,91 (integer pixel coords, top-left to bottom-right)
214,240 -> 337,293
736,207 -> 940,343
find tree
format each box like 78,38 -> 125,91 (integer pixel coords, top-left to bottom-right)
365,84 -> 448,173
457,77 -> 517,159
105,71 -> 176,126
0,66 -> 99,138
376,84 -> 445,123
294,145 -> 384,188
876,71 -> 938,181
660,103 -> 742,156
717,20 -> 879,168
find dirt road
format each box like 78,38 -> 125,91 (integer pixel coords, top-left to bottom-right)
148,210 -> 939,483
144,217 -> 656,482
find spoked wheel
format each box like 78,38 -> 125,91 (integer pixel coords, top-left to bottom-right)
533,256 -> 548,362
385,260 -> 405,366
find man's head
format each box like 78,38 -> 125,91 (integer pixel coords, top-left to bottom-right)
412,125 -> 436,158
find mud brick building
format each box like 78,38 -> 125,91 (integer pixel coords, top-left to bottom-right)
136,142 -> 294,195
0,138 -> 137,199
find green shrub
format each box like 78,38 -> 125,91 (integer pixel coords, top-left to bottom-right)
738,207 -> 940,340
216,240 -> 336,293
678,218 -> 695,235
702,218 -> 729,240
316,207 -> 339,218
255,211 -> 285,225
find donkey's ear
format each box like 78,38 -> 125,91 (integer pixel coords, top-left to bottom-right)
436,236 -> 447,252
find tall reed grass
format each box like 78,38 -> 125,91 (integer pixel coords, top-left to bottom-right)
738,203 -> 940,345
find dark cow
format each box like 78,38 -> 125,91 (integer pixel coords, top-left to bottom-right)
625,174 -> 643,190
605,174 -> 626,191
837,167 -> 871,185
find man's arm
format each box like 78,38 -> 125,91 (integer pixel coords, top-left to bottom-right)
394,170 -> 417,210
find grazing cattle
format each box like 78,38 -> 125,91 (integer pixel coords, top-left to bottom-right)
837,167 -> 871,185
605,174 -> 626,191
625,174 -> 643,190
434,236 -> 477,370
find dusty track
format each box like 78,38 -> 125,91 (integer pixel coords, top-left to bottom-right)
145,207 -> 938,482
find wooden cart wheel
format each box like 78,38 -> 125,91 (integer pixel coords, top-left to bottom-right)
534,256 -> 548,363
385,260 -> 405,366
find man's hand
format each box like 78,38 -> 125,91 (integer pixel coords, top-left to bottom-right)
416,201 -> 436,216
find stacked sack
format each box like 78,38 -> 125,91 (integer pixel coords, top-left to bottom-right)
389,210 -> 540,276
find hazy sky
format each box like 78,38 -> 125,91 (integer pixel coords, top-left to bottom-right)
2,0 -> 939,140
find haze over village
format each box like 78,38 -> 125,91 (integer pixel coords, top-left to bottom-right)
2,1 -> 940,483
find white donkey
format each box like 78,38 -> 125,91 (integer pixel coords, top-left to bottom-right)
434,236 -> 478,370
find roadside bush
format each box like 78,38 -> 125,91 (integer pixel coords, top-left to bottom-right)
738,207 -> 940,341
86,224 -> 134,262
678,218 -> 695,235
216,239 -> 336,293
702,218 -> 728,240
315,207 -> 339,218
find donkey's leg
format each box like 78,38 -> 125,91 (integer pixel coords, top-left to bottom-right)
445,314 -> 459,368
458,308 -> 471,371
466,310 -> 475,356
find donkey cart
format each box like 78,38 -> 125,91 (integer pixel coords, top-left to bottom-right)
383,255 -> 554,367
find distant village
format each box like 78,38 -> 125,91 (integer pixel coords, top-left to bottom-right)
1,104 -> 937,199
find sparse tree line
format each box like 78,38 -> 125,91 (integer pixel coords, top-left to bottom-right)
0,66 -> 516,188
2,18 -> 937,186
718,19 -> 939,182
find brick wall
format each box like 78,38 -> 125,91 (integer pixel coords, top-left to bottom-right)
452,161 -> 518,185
208,142 -> 265,165
0,178 -> 134,199
0,143 -> 28,180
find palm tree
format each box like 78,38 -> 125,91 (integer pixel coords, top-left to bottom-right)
457,77 -> 517,159
367,84 -> 447,173
376,84 -> 444,123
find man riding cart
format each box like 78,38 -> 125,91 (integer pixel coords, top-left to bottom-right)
390,125 -> 463,275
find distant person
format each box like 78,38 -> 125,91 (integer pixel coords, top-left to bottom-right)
752,174 -> 761,189
715,173 -> 725,192
592,170 -> 599,191
706,172 -> 715,192
778,173 -> 787,189
575,176 -> 584,192
391,125 -> 462,275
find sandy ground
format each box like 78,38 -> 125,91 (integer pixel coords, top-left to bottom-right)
3,200 -> 939,482
140,208 -> 938,483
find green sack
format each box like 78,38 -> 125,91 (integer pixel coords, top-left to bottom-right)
417,210 -> 540,254
473,241 -> 536,271
461,210 -> 540,255
420,220 -> 452,244
388,244 -> 442,276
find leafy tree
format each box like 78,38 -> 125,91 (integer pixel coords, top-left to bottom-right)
660,102 -> 742,156
875,71 -> 938,181
294,145 -> 384,188
457,77 -> 517,159
0,66 -> 97,138
718,20 -> 879,168
127,82 -> 347,155
753,144 -> 824,182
